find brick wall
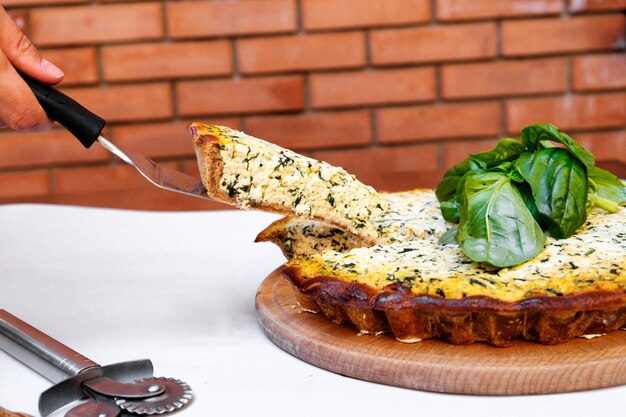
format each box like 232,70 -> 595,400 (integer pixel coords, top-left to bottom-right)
1,0 -> 625,210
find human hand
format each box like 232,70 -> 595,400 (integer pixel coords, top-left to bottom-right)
0,6 -> 64,132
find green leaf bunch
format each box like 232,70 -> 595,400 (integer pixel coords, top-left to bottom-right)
435,123 -> 626,268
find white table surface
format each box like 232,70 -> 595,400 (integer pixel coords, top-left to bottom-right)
0,204 -> 625,417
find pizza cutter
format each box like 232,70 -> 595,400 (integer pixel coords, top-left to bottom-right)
0,309 -> 192,416
19,72 -> 213,202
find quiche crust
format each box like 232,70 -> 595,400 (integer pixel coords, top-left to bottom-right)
283,266 -> 626,346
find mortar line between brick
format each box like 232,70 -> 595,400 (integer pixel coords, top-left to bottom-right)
500,100 -> 507,138
295,0 -> 304,34
161,1 -> 170,41
364,30 -> 373,69
429,0 -> 437,24
95,45 -> 106,87
170,81 -> 180,122
437,143 -> 444,170
496,20 -> 503,59
565,56 -> 573,96
48,168 -> 57,193
231,39 -> 241,80
435,65 -> 442,105
303,74 -> 312,114
370,109 -> 378,147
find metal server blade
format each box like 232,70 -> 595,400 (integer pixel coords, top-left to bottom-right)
97,135 -> 211,201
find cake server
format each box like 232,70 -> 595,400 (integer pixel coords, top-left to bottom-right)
21,73 -> 212,202
0,309 -> 192,416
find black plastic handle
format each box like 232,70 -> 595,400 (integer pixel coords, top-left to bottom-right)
20,73 -> 106,148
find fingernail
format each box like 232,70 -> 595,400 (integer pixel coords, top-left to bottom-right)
41,58 -> 64,79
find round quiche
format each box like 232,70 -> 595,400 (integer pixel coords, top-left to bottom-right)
190,123 -> 626,347
271,190 -> 626,346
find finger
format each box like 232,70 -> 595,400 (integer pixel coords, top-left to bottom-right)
0,7 -> 64,85
0,50 -> 54,132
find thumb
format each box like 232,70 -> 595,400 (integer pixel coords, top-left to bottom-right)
0,7 -> 64,84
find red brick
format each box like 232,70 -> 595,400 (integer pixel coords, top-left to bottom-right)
573,54 -> 626,91
506,94 -> 626,133
314,145 -> 439,192
41,48 -> 98,86
0,129 -> 109,169
3,0 -> 84,6
111,118 -> 240,159
502,15 -> 626,56
0,170 -> 50,198
569,0 -> 626,13
310,67 -> 436,109
442,138 -> 500,167
574,131 -> 626,163
441,58 -> 566,99
54,164 -> 154,193
437,0 -> 562,20
245,111 -> 372,150
302,0 -> 430,30
238,32 -> 366,74
176,76 -> 305,117
31,3 -> 163,46
371,23 -> 497,65
62,83 -> 173,123
377,102 -> 501,143
102,41 -> 232,82
167,0 -> 297,39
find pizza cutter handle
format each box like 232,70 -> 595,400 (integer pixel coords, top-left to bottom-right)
0,309 -> 100,384
20,72 -> 106,149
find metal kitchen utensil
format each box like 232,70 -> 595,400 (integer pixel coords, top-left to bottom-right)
0,309 -> 192,416
20,73 -> 211,202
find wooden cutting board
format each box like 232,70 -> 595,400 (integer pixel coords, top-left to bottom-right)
255,268 -> 626,395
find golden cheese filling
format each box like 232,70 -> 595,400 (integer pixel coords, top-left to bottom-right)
208,125 -> 388,242
372,189 -> 448,242
288,194 -> 625,302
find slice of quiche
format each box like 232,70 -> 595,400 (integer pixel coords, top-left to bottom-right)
190,123 -> 388,244
256,189 -> 448,259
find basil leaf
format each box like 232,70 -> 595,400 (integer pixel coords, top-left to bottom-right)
491,161 -> 525,182
516,181 -> 542,225
438,225 -> 458,245
517,148 -> 588,239
469,138 -> 525,166
587,166 -> 626,212
456,172 -> 545,268
441,168 -> 486,223
521,123 -> 595,169
436,138 -> 525,203
436,138 -> 526,223
521,123 -> 560,149
440,200 -> 461,223
557,130 -> 595,169
436,158 -> 486,202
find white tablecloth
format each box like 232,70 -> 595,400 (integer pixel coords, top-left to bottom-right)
0,204 -> 625,417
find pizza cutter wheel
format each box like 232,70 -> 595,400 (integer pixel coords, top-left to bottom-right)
114,377 -> 193,415
0,309 -> 193,416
